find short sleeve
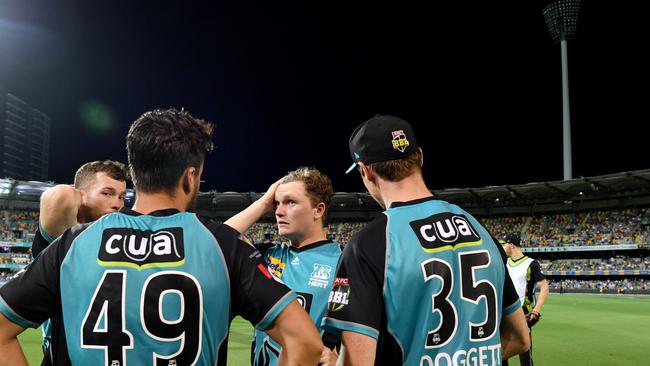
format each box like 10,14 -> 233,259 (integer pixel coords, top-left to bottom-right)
321,216 -> 387,340
0,232 -> 69,328
31,225 -> 54,259
209,222 -> 296,330
529,260 -> 546,283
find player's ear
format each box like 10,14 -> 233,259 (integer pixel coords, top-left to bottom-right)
181,166 -> 196,195
313,202 -> 326,220
418,147 -> 424,167
358,163 -> 374,181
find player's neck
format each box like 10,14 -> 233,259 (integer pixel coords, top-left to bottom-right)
76,208 -> 91,224
377,173 -> 432,209
290,227 -> 327,248
131,191 -> 190,215
511,248 -> 525,260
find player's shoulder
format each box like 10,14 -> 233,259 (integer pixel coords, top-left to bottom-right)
386,197 -> 477,226
354,214 -> 387,240
193,214 -> 236,238
528,257 -> 542,268
65,221 -> 94,242
346,215 -> 388,254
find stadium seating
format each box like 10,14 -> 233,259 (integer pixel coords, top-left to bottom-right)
1,206 -> 648,293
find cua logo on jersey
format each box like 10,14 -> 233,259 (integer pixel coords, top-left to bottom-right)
267,256 -> 286,279
327,277 -> 350,312
391,129 -> 410,152
409,213 -> 482,252
98,228 -> 184,270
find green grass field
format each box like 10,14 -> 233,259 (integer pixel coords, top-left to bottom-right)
17,294 -> 650,365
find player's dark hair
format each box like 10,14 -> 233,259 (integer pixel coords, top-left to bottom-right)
281,167 -> 334,226
126,109 -> 214,193
74,160 -> 128,189
368,149 -> 422,182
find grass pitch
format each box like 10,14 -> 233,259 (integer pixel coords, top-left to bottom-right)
18,294 -> 650,365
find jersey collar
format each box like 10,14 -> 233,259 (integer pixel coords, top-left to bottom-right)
289,239 -> 334,252
389,195 -> 438,208
119,207 -> 182,217
508,255 -> 529,266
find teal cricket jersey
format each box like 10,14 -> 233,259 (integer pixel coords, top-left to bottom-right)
323,197 -> 520,366
0,207 -> 296,366
252,240 -> 342,366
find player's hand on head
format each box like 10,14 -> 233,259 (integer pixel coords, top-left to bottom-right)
260,179 -> 283,212
319,346 -> 339,366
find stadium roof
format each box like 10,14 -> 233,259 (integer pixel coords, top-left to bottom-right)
195,169 -> 650,217
2,169 -> 650,216
430,169 -> 650,208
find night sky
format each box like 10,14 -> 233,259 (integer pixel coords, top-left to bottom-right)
0,1 -> 648,193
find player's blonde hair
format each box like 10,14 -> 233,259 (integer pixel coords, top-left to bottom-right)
280,167 -> 334,226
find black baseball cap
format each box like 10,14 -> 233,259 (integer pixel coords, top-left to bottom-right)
503,233 -> 521,247
345,115 -> 419,174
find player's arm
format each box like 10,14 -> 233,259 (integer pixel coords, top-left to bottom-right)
39,184 -> 83,239
500,307 -> 530,359
533,279 -> 549,315
493,237 -> 530,358
530,260 -> 549,320
338,331 -> 376,366
0,312 -> 28,366
224,179 -> 281,234
264,301 -> 323,366
209,222 -> 321,364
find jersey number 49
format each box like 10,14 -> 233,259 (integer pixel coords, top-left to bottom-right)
81,270 -> 203,366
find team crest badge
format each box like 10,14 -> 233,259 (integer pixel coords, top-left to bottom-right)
391,130 -> 410,152
307,263 -> 332,288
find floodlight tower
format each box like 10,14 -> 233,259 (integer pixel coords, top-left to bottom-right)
543,0 -> 580,180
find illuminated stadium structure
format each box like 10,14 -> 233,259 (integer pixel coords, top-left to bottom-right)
1,169 -> 649,293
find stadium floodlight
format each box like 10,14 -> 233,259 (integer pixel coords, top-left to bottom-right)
543,0 -> 580,180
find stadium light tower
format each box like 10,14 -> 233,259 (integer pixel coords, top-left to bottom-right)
543,0 -> 580,180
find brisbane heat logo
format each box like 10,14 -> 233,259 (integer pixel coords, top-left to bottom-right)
391,129 -> 410,152
409,213 -> 482,252
98,227 -> 184,269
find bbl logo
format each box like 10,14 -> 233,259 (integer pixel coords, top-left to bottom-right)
98,227 -> 184,270
409,213 -> 482,252
391,129 -> 410,152
327,277 -> 350,312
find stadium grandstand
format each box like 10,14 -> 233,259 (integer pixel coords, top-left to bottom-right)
2,169 -> 649,294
